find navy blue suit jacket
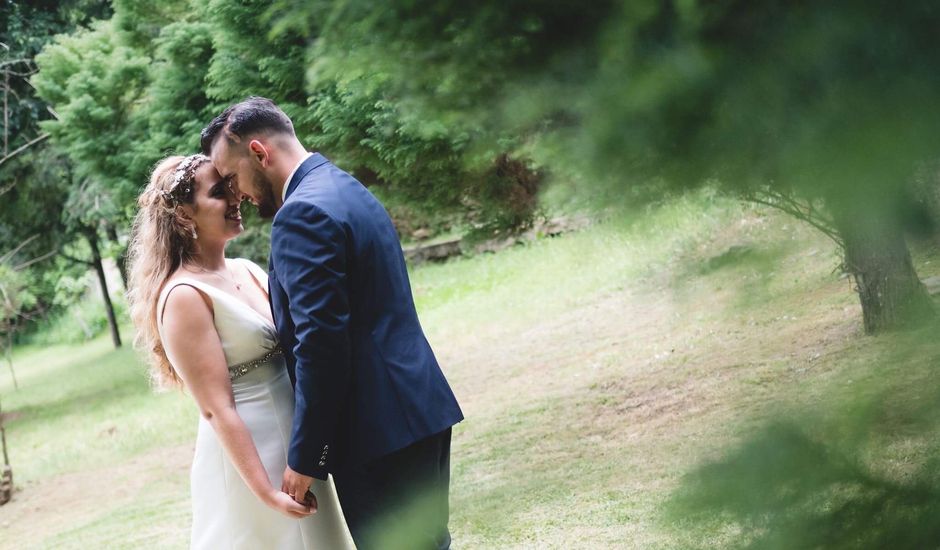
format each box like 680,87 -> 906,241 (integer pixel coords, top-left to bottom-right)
268,153 -> 463,480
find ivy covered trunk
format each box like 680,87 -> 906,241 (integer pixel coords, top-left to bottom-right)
833,198 -> 935,334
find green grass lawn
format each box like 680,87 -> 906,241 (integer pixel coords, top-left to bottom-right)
2,190 -> 939,548
2,337 -> 194,481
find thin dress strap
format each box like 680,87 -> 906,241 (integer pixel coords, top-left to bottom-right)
233,258 -> 269,296
157,278 -> 217,329
156,276 -> 281,379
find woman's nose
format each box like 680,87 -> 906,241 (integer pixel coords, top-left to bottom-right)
226,184 -> 242,204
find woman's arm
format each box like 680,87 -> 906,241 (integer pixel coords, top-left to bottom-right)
161,284 -> 314,518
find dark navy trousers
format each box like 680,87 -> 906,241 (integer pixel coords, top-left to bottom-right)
333,428 -> 453,550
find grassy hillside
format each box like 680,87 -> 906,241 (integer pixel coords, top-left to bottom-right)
2,190 -> 938,548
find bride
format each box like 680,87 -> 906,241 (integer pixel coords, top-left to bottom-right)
127,154 -> 354,549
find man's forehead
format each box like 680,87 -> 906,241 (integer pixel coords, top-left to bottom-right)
210,136 -> 229,158
210,138 -> 236,171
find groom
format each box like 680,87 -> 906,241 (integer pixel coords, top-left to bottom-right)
201,97 -> 463,549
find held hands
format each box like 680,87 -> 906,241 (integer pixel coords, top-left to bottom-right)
266,488 -> 315,519
282,465 -> 318,512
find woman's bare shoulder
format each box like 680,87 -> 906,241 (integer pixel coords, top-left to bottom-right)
160,275 -> 213,326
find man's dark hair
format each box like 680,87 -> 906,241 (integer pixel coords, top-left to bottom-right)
200,96 -> 295,155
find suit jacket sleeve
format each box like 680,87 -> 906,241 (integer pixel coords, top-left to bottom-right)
271,200 -> 351,479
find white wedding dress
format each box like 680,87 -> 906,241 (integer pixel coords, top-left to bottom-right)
157,258 -> 355,550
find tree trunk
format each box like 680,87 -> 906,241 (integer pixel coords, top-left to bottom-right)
832,201 -> 935,334
3,70 -> 9,157
105,224 -> 128,290
85,228 -> 121,348
3,331 -> 16,390
0,393 -> 12,506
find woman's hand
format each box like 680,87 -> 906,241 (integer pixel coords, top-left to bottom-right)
266,489 -> 316,519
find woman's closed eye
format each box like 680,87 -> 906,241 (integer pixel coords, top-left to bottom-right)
222,176 -> 239,198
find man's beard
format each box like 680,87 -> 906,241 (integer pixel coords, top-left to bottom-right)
252,166 -> 279,219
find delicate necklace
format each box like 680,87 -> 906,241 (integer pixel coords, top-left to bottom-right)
185,263 -> 242,291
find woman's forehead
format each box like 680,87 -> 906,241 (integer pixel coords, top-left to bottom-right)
194,162 -> 221,189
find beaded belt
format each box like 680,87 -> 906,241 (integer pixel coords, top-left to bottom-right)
228,348 -> 283,380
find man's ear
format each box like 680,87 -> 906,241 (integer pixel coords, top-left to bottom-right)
248,139 -> 268,167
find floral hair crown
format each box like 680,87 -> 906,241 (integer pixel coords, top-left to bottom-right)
161,154 -> 209,206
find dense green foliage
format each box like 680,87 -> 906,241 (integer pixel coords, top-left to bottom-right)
287,0 -> 940,332
6,0 -> 937,338
36,0 -> 542,245
5,0 -> 554,342
34,19 -> 148,224
301,1 -> 940,194
0,1 -> 114,341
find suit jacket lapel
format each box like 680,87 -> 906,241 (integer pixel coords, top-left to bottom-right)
284,153 -> 330,201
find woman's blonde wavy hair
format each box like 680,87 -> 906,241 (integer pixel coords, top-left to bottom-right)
126,155 -> 208,389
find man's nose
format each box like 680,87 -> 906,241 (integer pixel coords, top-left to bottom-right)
226,181 -> 243,202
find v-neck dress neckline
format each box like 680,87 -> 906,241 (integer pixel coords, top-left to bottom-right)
157,259 -> 278,368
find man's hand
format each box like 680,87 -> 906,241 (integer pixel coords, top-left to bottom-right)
282,465 -> 317,511
266,489 -> 315,519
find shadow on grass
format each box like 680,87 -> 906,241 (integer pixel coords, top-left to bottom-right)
4,345 -> 150,430
10,380 -> 148,430
663,326 -> 940,549
695,245 -> 781,277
